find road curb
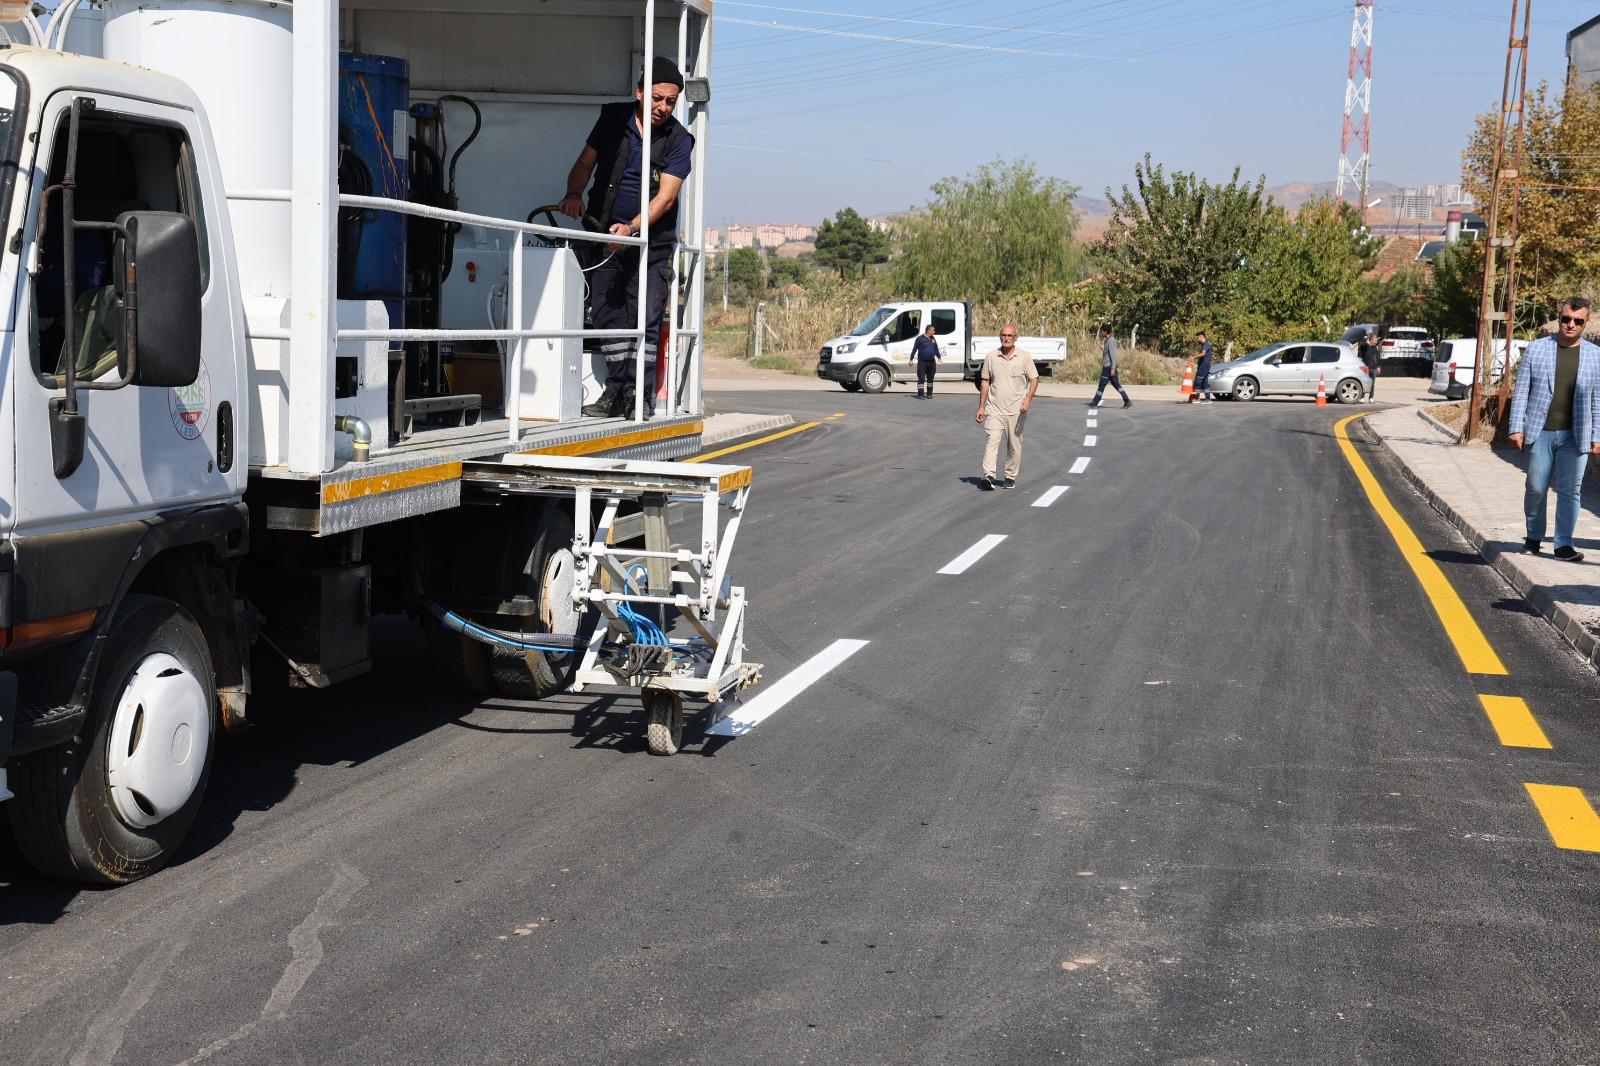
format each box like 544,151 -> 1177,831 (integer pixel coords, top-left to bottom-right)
699,413 -> 796,449
1415,407 -> 1463,444
1365,417 -> 1600,671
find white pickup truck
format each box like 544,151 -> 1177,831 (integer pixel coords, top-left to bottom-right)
816,300 -> 1067,393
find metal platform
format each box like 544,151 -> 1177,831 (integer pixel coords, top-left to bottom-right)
251,413 -> 704,535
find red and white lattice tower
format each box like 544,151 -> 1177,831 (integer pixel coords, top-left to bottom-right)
1335,0 -> 1375,214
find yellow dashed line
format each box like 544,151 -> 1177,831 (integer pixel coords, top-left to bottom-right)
1525,784 -> 1600,852
1478,695 -> 1552,749
1333,415 -> 1507,675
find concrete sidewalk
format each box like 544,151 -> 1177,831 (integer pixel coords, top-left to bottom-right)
1366,405 -> 1600,669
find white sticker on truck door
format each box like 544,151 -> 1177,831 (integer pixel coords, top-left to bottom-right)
169,358 -> 211,441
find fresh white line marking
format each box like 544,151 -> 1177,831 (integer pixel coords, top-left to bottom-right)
1033,486 -> 1069,508
1087,419 -> 1097,428
939,534 -> 1008,575
705,639 -> 869,737
1085,434 -> 1098,446
1070,457 -> 1091,474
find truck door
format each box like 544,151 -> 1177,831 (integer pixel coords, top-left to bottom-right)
15,92 -> 242,534
870,307 -> 921,383
929,305 -> 962,380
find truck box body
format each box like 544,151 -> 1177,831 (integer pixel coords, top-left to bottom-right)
0,1 -> 743,883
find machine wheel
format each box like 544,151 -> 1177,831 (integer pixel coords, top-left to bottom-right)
857,363 -> 890,394
7,595 -> 216,884
643,688 -> 685,756
839,381 -> 862,393
1335,377 -> 1365,404
488,528 -> 584,700
1232,376 -> 1259,402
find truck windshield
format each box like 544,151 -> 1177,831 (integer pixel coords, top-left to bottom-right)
850,306 -> 896,336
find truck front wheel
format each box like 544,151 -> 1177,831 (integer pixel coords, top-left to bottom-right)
8,595 -> 216,884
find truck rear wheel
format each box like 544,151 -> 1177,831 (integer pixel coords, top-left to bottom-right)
8,595 -> 216,884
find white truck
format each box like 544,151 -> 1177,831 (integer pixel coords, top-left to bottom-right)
0,0 -> 763,885
815,300 -> 1067,393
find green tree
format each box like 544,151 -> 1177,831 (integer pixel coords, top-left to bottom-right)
767,257 -> 812,290
1242,197 -> 1382,335
1422,241 -> 1484,340
892,158 -> 1081,300
814,207 -> 891,280
1097,155 -> 1272,351
727,246 -> 765,301
1463,79 -> 1600,323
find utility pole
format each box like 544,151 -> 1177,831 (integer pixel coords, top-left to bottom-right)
1465,0 -> 1532,443
721,220 -> 729,313
1335,0 -> 1375,225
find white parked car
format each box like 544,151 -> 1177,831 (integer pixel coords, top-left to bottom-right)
1381,325 -> 1435,374
1428,338 -> 1529,400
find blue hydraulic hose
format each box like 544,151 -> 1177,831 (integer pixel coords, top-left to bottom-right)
425,599 -> 579,655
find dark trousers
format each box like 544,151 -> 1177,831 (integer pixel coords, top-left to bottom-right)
1194,358 -> 1211,391
917,357 -> 938,394
1092,367 -> 1129,403
588,243 -> 674,389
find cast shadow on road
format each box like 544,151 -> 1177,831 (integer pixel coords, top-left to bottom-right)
0,617 -> 720,914
1427,548 -> 1490,567
1490,596 -> 1540,616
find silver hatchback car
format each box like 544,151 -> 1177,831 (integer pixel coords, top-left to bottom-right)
1205,341 -> 1370,403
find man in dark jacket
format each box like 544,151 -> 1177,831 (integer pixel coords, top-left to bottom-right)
1359,329 -> 1381,400
560,58 -> 695,418
1089,325 -> 1132,409
912,324 -> 941,398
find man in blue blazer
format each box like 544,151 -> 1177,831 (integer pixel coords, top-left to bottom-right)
1508,297 -> 1600,561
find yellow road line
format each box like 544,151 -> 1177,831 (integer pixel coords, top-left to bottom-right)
1478,694 -> 1552,749
687,420 -> 822,464
1333,415 -> 1507,675
1524,784 -> 1600,851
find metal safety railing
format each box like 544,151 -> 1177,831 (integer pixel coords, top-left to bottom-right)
228,187 -> 689,442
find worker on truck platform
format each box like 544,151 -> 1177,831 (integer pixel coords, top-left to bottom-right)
559,57 -> 695,418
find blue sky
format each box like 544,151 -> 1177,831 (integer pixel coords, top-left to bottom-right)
705,0 -> 1595,224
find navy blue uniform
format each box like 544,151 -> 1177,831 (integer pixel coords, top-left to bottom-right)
912,334 -> 941,397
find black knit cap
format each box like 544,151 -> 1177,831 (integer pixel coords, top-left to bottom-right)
639,57 -> 685,90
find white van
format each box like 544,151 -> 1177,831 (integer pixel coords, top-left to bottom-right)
817,300 -> 1065,393
1429,338 -> 1529,399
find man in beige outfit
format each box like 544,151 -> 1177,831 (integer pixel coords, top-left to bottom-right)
974,326 -> 1039,490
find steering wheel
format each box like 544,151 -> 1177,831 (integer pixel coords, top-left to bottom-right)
526,205 -> 603,248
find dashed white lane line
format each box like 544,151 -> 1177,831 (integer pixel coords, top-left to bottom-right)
705,639 -> 870,738
1085,434 -> 1098,447
1087,419 -> 1098,428
1070,457 -> 1091,474
1033,486 -> 1069,508
938,534 -> 1008,575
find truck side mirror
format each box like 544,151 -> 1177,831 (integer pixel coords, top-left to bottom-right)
114,211 -> 202,387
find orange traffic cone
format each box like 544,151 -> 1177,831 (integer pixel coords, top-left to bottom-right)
1179,359 -> 1195,401
1315,373 -> 1328,407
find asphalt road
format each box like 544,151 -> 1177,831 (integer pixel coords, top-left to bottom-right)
6,385 -> 1600,1063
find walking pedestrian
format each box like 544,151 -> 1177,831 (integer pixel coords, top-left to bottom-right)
912,323 -> 941,399
975,326 -> 1039,490
1188,331 -> 1213,404
1088,325 -> 1132,409
559,57 -> 694,418
1359,329 -> 1381,400
1508,297 -> 1600,561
